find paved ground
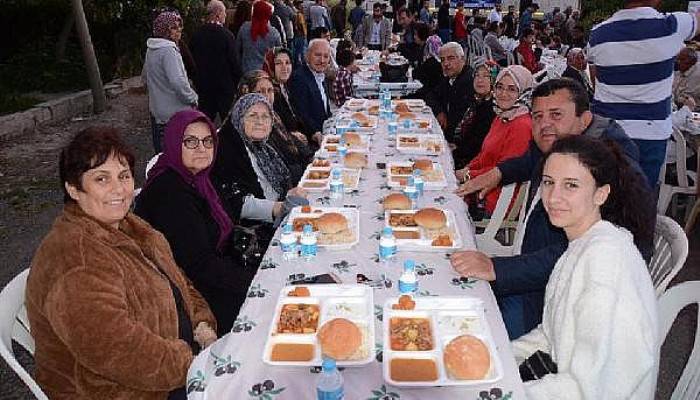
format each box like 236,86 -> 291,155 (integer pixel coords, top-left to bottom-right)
0,91 -> 697,399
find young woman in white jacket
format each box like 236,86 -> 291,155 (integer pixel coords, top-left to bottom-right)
512,135 -> 659,399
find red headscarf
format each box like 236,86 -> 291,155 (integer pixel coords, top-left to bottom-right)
251,1 -> 273,41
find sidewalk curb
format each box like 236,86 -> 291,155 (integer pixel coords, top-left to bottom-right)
0,76 -> 143,141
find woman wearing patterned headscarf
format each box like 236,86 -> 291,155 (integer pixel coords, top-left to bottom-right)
212,93 -> 307,232
143,10 -> 198,154
411,23 -> 443,100
135,109 -> 257,335
234,0 -> 282,74
459,65 -> 533,216
452,58 -> 498,169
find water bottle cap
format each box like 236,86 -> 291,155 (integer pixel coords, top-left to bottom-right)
382,226 -> 393,236
303,224 -> 313,233
412,169 -> 422,177
406,176 -> 415,186
283,224 -> 293,233
404,259 -> 415,271
322,358 -> 336,372
332,168 -> 342,178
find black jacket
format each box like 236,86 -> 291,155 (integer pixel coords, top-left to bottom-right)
452,97 -> 496,169
274,86 -> 311,138
190,23 -> 240,102
288,63 -> 331,139
490,115 -> 649,333
411,55 -> 443,100
425,65 -> 474,139
134,169 -> 254,335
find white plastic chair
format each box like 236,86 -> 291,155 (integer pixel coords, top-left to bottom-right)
649,215 -> 689,297
475,182 -> 530,257
0,269 -> 49,400
657,280 -> 700,400
658,128 -> 697,216
145,152 -> 162,178
506,50 -> 516,66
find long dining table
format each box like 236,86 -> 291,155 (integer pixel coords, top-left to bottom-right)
186,99 -> 526,400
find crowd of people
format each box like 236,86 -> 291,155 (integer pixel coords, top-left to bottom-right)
22,0 -> 700,398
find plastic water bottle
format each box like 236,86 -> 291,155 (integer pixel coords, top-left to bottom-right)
388,121 -> 398,135
403,176 -> 418,209
337,139 -> 348,158
316,358 -> 344,400
379,226 -> 397,264
300,224 -> 317,260
280,224 -> 298,261
398,259 -> 418,294
412,169 -> 424,197
329,167 -> 345,203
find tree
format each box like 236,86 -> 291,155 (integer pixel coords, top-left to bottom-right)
72,0 -> 106,113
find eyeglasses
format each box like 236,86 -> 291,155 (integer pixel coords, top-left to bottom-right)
182,135 -> 214,149
244,112 -> 272,124
495,83 -> 519,95
474,73 -> 491,80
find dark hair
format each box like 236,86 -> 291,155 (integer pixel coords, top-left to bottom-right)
373,2 -> 382,9
355,0 -> 362,5
337,48 -> 355,67
521,27 -> 534,38
542,135 -> 655,248
337,39 -> 353,53
456,1 -> 464,7
229,0 -> 252,36
398,7 -> 412,17
59,127 -> 136,203
238,69 -> 273,97
309,26 -> 330,39
532,78 -> 590,116
487,21 -> 499,33
414,22 -> 430,41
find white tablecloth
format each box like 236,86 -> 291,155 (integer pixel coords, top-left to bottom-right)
186,102 -> 526,400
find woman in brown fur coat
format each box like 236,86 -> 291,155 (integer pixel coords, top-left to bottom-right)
25,127 -> 217,400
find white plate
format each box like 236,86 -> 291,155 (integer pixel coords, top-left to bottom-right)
263,284 -> 375,367
382,296 -> 504,387
317,134 -> 371,157
285,206 -> 360,249
396,134 -> 444,155
384,208 -> 463,252
386,161 -> 448,190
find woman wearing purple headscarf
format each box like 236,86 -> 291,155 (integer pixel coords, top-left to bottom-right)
142,11 -> 199,154
135,109 -> 256,335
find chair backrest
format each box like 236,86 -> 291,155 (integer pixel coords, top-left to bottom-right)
476,182 -> 530,257
0,269 -> 49,400
145,152 -> 162,179
483,45 -> 494,62
669,128 -> 692,189
658,280 -> 700,400
506,50 -> 515,65
649,215 -> 689,297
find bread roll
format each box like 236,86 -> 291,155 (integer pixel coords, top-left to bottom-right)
383,193 -> 412,210
344,152 -> 368,168
412,159 -> 433,171
317,318 -> 362,360
443,335 -> 490,380
343,132 -> 362,146
316,213 -> 348,234
414,208 -> 447,229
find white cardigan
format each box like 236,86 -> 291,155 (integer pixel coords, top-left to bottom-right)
511,220 -> 659,400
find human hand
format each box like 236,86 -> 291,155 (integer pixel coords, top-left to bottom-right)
291,130 -> 308,144
455,167 -> 469,183
194,322 -> 217,348
287,187 -> 308,198
313,132 -> 323,145
450,251 -> 496,281
437,113 -> 448,129
272,201 -> 284,218
455,167 -> 502,198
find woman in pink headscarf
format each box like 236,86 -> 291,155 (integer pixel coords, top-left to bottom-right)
234,0 -> 282,74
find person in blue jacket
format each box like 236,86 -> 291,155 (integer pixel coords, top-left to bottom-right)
452,78 -> 654,339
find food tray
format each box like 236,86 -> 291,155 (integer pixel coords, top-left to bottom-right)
386,161 -> 448,190
393,99 -> 425,112
285,206 -> 360,249
263,284 -> 375,367
396,134 -> 444,155
335,113 -> 379,133
317,133 -> 371,157
382,296 -> 504,387
384,208 -> 463,251
298,166 -> 362,193
344,98 -> 367,111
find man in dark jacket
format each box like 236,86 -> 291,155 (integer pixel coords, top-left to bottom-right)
288,38 -> 332,145
425,42 -> 474,140
452,78 -> 651,340
561,49 -> 593,100
190,0 -> 240,123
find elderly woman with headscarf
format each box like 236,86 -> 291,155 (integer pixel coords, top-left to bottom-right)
135,110 -> 257,335
213,93 -> 307,230
142,11 -> 198,154
234,0 -> 282,74
452,59 -> 498,169
457,65 -> 533,215
238,69 -> 313,182
26,127 -> 216,400
411,23 -> 443,100
263,46 -> 312,139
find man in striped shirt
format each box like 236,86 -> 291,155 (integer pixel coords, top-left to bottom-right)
587,0 -> 699,188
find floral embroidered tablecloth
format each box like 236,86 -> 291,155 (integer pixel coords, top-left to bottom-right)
187,105 -> 526,400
